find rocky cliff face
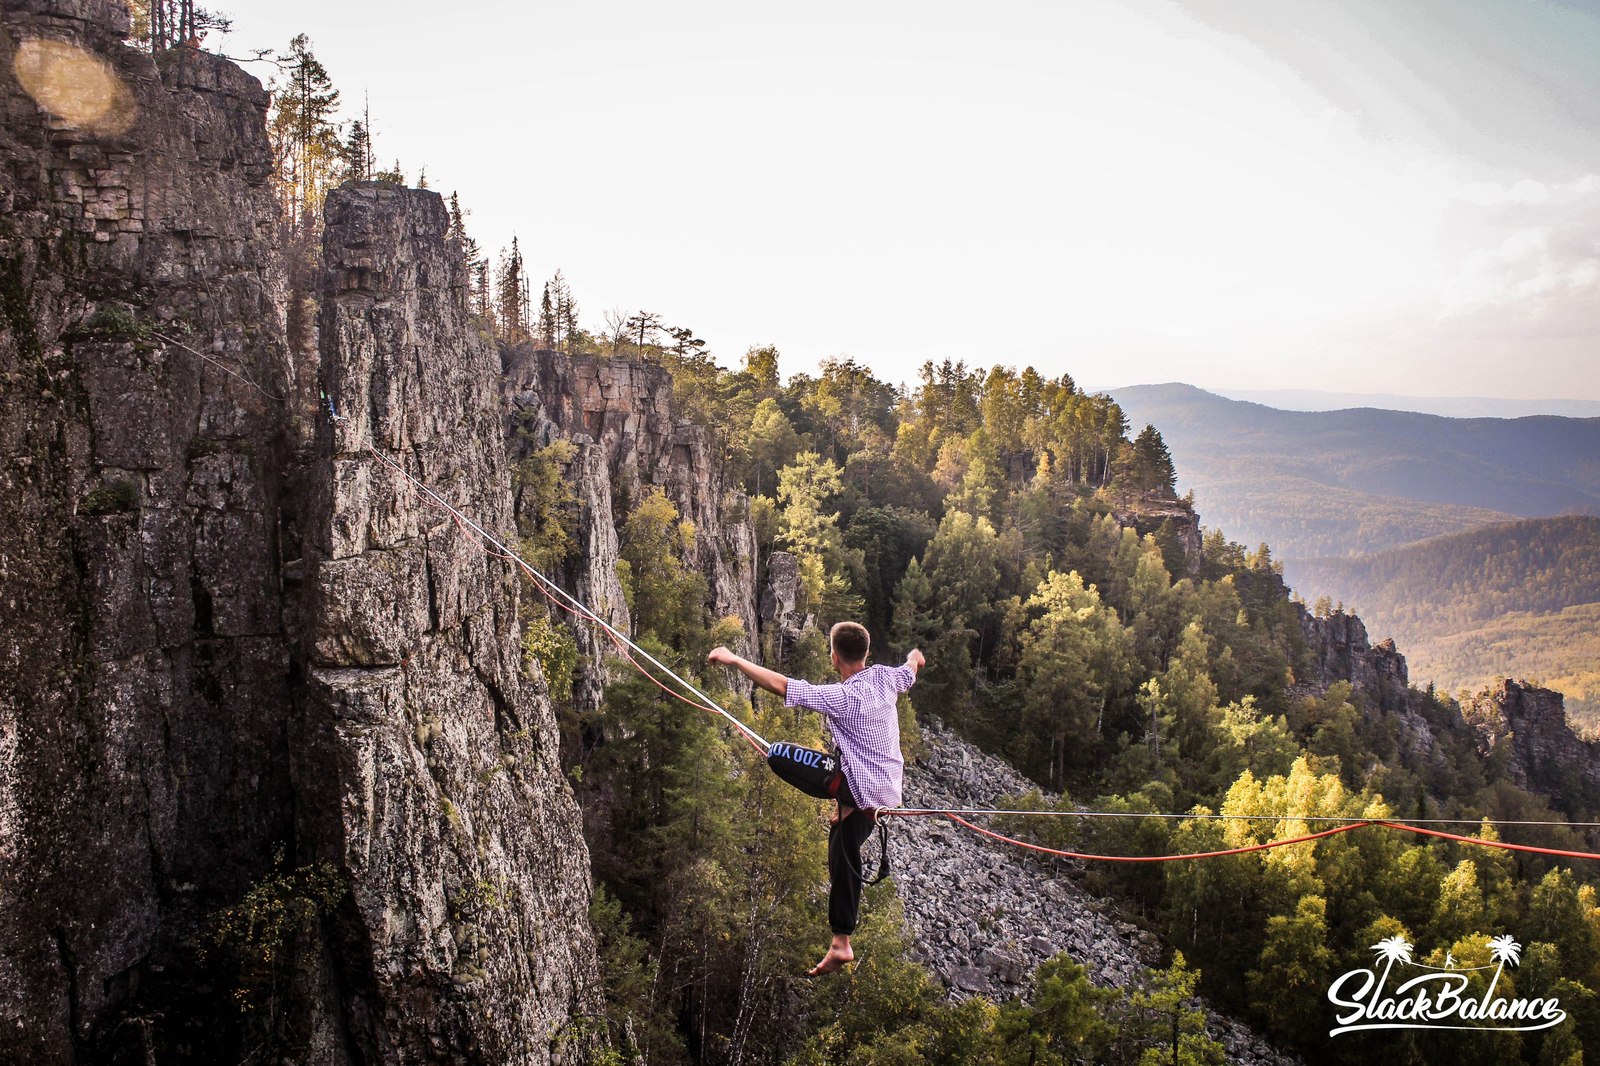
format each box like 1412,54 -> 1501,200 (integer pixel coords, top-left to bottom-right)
1,3 -> 296,1059
501,347 -> 758,707
0,6 -> 602,1060
1294,605 -> 1600,809
1296,608 -> 1410,713
300,186 -> 603,1062
1464,679 -> 1600,810
1112,495 -> 1203,576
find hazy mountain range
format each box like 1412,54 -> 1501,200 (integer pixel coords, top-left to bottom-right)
1108,383 -> 1600,557
1293,516 -> 1600,728
1108,383 -> 1600,725
1214,388 -> 1600,420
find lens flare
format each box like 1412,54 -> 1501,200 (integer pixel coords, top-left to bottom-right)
12,38 -> 136,135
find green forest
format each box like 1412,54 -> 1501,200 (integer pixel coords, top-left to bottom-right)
237,32 -> 1600,1065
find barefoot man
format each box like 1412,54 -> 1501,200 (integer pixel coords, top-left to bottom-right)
708,622 -> 924,976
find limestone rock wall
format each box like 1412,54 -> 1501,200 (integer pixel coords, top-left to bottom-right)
501,347 -> 758,707
301,185 -> 603,1062
1464,679 -> 1600,810
0,3 -> 295,1059
0,5 -> 604,1059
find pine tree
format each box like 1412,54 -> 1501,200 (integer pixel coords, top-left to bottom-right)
472,258 -> 492,323
552,270 -> 578,353
623,311 -> 664,357
1125,423 -> 1177,496
131,0 -> 229,55
267,35 -> 342,229
446,193 -> 486,317
537,283 -> 556,349
340,120 -> 372,182
496,238 -> 527,342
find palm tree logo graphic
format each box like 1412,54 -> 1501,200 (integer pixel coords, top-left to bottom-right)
1331,932 -> 1560,1036
1485,935 -> 1522,1002
1371,935 -> 1413,1001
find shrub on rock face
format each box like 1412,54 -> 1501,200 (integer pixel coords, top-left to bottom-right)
79,479 -> 139,516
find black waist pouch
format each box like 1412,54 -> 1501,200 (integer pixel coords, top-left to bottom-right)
767,741 -> 844,800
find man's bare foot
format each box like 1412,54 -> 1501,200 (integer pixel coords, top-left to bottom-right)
807,936 -> 854,976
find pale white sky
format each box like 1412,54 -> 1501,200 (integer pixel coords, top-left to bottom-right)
217,0 -> 1600,400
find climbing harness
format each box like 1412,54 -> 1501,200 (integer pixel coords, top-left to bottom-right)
846,819 -> 891,886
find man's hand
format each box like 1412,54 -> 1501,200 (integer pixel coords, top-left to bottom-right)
707,645 -> 788,697
906,648 -> 925,673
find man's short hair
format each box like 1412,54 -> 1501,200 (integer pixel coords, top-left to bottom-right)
830,621 -> 870,665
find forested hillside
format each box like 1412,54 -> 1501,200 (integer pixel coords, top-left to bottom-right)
508,343 -> 1600,1064
1295,517 -> 1600,731
1108,382 -> 1600,560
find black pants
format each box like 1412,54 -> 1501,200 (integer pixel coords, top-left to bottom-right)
828,777 -> 877,935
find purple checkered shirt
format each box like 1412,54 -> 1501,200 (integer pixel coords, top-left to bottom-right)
784,663 -> 915,811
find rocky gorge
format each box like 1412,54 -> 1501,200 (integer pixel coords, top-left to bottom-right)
6,4 -> 1600,1064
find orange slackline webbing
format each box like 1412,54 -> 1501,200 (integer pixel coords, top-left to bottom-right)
925,813 -> 1372,862
908,813 -> 1600,864
1376,820 -> 1600,863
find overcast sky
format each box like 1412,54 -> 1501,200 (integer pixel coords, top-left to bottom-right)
218,0 -> 1600,401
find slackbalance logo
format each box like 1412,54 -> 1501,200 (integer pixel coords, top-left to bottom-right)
1326,935 -> 1566,1036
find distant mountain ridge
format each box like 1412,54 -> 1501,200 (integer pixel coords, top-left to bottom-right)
1107,382 -> 1600,560
1105,382 -> 1600,731
1215,387 -> 1600,420
1295,515 -> 1600,624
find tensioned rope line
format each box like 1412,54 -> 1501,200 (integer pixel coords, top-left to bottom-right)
439,503 -> 768,751
150,329 -> 287,402
363,446 -> 1600,859
364,443 -> 771,754
937,815 -> 1373,863
1374,821 -> 1600,862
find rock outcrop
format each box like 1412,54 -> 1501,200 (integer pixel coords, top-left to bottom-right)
0,7 -> 603,1060
1296,608 -> 1410,712
759,549 -> 809,666
1,4 -> 296,1059
1112,494 -> 1203,576
300,185 -> 603,1062
501,347 -> 758,706
1464,679 -> 1600,811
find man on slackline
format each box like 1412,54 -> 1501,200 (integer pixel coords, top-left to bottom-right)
708,622 -> 924,976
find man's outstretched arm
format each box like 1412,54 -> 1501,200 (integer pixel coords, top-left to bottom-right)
707,646 -> 787,698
